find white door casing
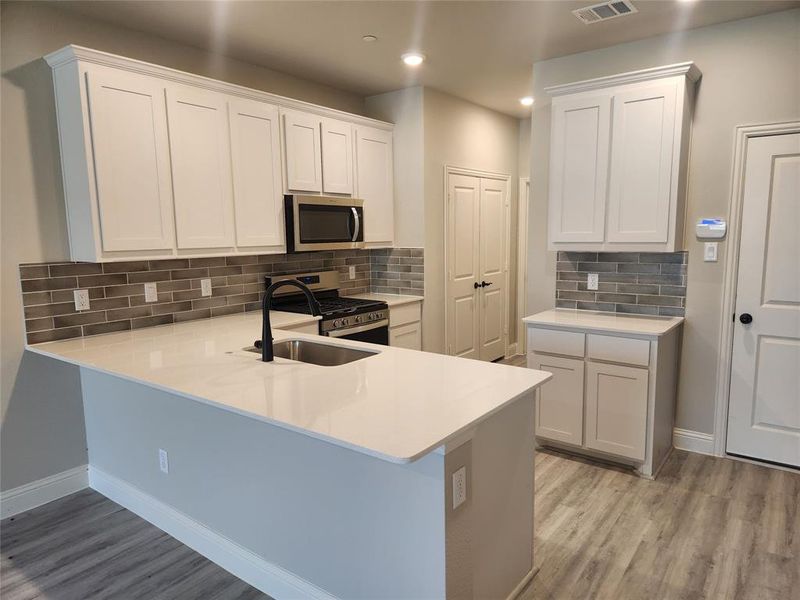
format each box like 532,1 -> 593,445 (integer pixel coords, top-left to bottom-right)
85,69 -> 175,252
726,132 -> 800,467
228,98 -> 284,249
283,111 -> 322,193
549,94 -> 611,243
479,178 -> 507,362
517,178 -> 530,354
446,174 -> 481,359
320,118 -> 354,195
166,86 -> 235,249
606,82 -> 678,243
355,126 -> 394,244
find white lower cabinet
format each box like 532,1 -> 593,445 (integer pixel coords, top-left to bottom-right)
529,353 -> 584,446
527,321 -> 681,478
584,361 -> 648,461
388,301 -> 422,350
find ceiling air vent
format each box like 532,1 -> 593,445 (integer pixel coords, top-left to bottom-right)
573,0 -> 638,25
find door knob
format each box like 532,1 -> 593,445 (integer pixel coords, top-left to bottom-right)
739,313 -> 753,325
474,282 -> 481,290
481,281 -> 493,288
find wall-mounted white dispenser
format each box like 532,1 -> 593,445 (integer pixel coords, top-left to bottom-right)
696,218 -> 726,239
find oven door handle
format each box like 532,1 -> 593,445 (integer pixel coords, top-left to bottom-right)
326,319 -> 388,338
351,207 -> 360,242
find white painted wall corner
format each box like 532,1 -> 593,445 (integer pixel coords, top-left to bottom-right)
673,428 -> 715,456
1,465 -> 89,519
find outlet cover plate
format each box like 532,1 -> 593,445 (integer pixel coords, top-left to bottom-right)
158,449 -> 169,474
587,273 -> 599,291
144,282 -> 158,303
200,278 -> 212,297
73,289 -> 90,311
452,466 -> 467,509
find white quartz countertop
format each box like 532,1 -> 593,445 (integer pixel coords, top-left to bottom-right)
523,309 -> 683,336
349,292 -> 423,307
27,312 -> 549,464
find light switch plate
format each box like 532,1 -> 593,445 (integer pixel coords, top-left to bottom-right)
587,273 -> 599,291
452,466 -> 467,510
158,449 -> 169,474
73,289 -> 90,311
200,278 -> 212,297
144,282 -> 158,303
704,242 -> 718,262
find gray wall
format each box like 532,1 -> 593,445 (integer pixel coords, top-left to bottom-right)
0,1 -> 365,491
527,9 -> 800,434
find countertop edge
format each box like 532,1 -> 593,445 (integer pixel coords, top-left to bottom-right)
522,309 -> 684,337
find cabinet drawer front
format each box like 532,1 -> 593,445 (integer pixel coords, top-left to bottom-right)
528,327 -> 585,357
529,353 -> 584,446
587,334 -> 650,367
585,362 -> 648,461
390,302 -> 421,327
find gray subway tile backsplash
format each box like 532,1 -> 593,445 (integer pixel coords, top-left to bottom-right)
555,251 -> 687,318
19,248 -> 424,343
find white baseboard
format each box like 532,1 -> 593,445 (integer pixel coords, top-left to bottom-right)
89,467 -> 337,600
673,428 -> 715,456
1,465 -> 89,519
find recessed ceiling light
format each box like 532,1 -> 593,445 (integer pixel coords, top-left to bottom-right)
362,35 -> 378,42
402,53 -> 425,66
520,96 -> 534,107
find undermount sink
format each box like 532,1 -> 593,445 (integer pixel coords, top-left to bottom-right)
246,339 -> 378,366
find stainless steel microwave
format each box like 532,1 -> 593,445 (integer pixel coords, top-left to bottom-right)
284,195 -> 365,252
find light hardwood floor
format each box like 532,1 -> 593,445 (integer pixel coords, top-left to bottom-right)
2,449 -> 797,598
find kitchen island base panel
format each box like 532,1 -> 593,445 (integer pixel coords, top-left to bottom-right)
80,367 -> 535,599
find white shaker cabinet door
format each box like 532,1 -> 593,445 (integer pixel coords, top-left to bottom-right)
321,117 -> 354,195
548,94 -> 611,244
166,86 -> 235,249
606,82 -> 678,243
85,69 -> 175,252
283,111 -> 322,193
390,322 -> 422,350
529,353 -> 584,446
228,98 -> 284,249
355,126 -> 394,244
585,361 -> 648,460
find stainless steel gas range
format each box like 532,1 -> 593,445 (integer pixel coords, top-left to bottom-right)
266,271 -> 389,345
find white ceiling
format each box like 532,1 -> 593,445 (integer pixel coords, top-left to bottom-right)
49,0 -> 799,117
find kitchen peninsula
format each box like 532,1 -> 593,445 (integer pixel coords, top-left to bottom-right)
26,312 -> 551,599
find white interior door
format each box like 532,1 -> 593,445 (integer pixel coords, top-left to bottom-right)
447,174 -> 480,359
727,132 -> 800,467
166,86 -> 235,249
86,69 -> 175,252
479,178 -> 507,362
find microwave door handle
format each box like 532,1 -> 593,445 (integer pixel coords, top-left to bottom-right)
351,207 -> 360,242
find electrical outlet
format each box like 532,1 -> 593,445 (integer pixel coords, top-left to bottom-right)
158,449 -> 169,474
73,289 -> 90,311
587,273 -> 599,291
200,278 -> 212,297
144,282 -> 159,303
704,242 -> 718,262
452,466 -> 467,509
348,265 -> 356,280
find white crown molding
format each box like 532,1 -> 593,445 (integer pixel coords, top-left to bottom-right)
44,45 -> 393,131
1,465 -> 89,519
89,467 -> 338,600
545,62 -> 702,97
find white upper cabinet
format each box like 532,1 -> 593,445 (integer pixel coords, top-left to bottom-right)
549,94 -> 611,243
283,110 -> 323,193
606,82 -> 677,244
45,46 -> 394,262
166,86 -> 236,249
546,62 -> 700,252
320,117 -> 354,195
85,68 -> 175,253
355,126 -> 394,245
228,98 -> 284,249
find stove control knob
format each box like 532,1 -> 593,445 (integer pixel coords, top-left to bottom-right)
342,318 -> 350,327
355,315 -> 362,323
333,319 -> 342,328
